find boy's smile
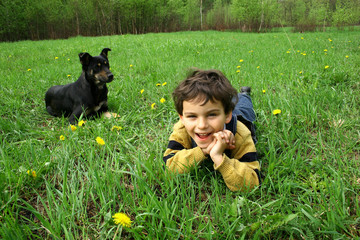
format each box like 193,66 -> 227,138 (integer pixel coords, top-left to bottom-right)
180,97 -> 232,149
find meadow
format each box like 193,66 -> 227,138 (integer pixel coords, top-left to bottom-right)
0,29 -> 359,239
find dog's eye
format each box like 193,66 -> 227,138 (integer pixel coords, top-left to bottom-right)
104,61 -> 107,65
97,63 -> 101,67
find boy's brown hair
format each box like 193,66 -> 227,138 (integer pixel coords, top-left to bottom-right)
172,69 -> 238,115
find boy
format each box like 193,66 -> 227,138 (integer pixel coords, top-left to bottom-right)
163,69 -> 261,192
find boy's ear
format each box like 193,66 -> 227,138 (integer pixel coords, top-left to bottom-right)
225,111 -> 232,124
179,114 -> 184,123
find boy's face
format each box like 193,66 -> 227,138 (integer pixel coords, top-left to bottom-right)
179,97 -> 232,149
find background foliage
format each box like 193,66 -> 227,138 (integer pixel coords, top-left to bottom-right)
1,0 -> 360,41
0,29 -> 359,239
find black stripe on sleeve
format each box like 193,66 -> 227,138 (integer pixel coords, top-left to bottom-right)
167,140 -> 185,151
238,152 -> 258,162
163,153 -> 175,164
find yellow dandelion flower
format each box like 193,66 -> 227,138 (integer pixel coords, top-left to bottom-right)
236,70 -> 240,73
160,98 -> 166,103
67,58 -> 70,61
27,69 -> 31,71
55,57 -> 59,60
328,38 -> 332,42
27,169 -> 37,178
112,213 -> 132,227
70,125 -> 77,131
299,71 -> 303,74
156,83 -> 161,87
140,89 -> 144,94
301,37 -> 304,40
111,126 -> 123,131
237,65 -> 241,68
96,137 -> 105,146
151,103 -> 156,109
286,51 -> 290,54
345,55 -> 349,58
129,64 -> 133,67
257,66 -> 260,69
67,75 -> 71,77
324,65 -> 329,69
162,82 -> 167,86
59,135 -> 65,141
78,120 -> 85,127
324,49 -> 328,52
272,109 -> 281,115
239,59 -> 244,62
262,89 -> 266,94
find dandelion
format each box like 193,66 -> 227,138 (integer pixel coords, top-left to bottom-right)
156,83 -> 161,87
299,71 -> 303,74
27,69 -> 31,71
67,75 -> 71,77
272,109 -> 281,115
151,103 -> 156,109
324,49 -> 328,52
70,125 -> 77,131
59,135 -> 65,141
286,51 -> 290,54
129,64 -> 133,67
236,70 -> 240,73
262,89 -> 266,94
67,58 -> 70,61
236,65 -> 241,68
328,38 -> 332,42
112,213 -> 132,227
27,169 -> 37,178
78,120 -> 85,127
160,98 -> 166,103
257,66 -> 260,69
239,59 -> 244,63
96,136 -> 105,146
324,65 -> 329,69
55,57 -> 59,60
111,126 -> 123,131
345,55 -> 349,58
301,37 -> 304,40
162,82 -> 167,86
140,89 -> 144,94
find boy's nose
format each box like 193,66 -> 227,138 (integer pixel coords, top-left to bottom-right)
197,117 -> 208,129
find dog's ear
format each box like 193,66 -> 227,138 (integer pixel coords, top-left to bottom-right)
100,48 -> 111,59
79,52 -> 92,67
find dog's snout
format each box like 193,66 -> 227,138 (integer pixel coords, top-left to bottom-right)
107,73 -> 114,81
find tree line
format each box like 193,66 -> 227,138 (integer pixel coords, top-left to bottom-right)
1,0 -> 359,41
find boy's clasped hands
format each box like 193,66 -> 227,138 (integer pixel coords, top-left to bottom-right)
201,129 -> 236,167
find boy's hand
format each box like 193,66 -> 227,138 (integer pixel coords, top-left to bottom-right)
201,130 -> 235,166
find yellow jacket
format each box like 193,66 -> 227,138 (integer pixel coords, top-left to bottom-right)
163,120 -> 261,192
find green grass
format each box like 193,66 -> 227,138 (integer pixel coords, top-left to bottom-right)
0,29 -> 359,239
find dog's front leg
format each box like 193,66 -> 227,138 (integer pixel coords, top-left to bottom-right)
69,106 -> 85,124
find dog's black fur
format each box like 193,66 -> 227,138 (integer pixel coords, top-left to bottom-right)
45,48 -> 113,124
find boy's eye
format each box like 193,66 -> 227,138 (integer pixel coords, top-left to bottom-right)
187,115 -> 196,118
208,113 -> 218,117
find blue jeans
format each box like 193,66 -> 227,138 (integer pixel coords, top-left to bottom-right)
232,93 -> 257,144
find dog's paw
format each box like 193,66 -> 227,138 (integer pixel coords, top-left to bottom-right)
103,111 -> 120,119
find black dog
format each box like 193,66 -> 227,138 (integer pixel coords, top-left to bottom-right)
45,48 -> 114,124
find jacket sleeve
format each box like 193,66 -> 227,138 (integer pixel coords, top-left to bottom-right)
163,121 -> 207,174
214,121 -> 261,191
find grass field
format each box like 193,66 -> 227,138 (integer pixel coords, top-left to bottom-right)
0,29 -> 359,239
